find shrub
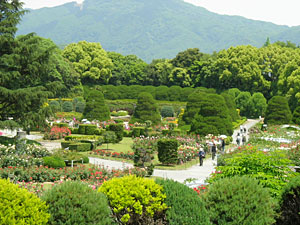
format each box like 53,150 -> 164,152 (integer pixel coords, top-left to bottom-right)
85,124 -> 97,135
61,141 -> 72,149
70,127 -> 79,134
99,175 -> 167,224
83,90 -> 110,121
75,101 -> 86,113
0,178 -> 49,224
292,106 -> 300,125
64,135 -> 101,141
43,126 -> 71,140
207,147 -> 295,198
155,179 -> 211,225
69,143 -> 91,152
62,101 -> 73,112
160,106 -> 175,117
157,139 -> 179,164
132,127 -> 145,137
276,175 -> 300,225
49,100 -> 60,112
131,92 -> 161,124
78,124 -> 86,134
204,176 -> 276,225
42,181 -> 115,225
265,96 -> 292,124
43,156 -> 66,168
107,124 -> 123,143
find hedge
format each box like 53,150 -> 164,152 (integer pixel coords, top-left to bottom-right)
68,143 -> 91,152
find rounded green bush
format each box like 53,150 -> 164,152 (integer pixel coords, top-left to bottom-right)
155,179 -> 211,225
42,181 -> 115,225
276,175 -> 300,225
204,176 -> 276,225
43,156 -> 66,168
0,178 -> 49,225
99,175 -> 168,224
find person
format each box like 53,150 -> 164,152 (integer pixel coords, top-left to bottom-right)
236,136 -> 240,146
244,127 -> 247,133
242,135 -> 246,145
198,148 -> 205,166
211,142 -> 217,160
221,138 -> 225,152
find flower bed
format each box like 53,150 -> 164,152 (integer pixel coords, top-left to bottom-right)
92,149 -> 134,160
0,164 -> 147,184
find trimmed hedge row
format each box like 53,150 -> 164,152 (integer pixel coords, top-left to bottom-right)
157,139 -> 179,164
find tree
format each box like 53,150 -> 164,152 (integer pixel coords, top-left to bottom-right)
245,92 -> 267,118
292,106 -> 300,125
63,41 -> 113,84
221,92 -> 239,122
83,90 -> 110,121
235,91 -> 251,116
131,92 -> 161,124
0,2 -> 78,130
264,96 -> 292,124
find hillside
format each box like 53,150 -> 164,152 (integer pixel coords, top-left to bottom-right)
17,0 -> 298,62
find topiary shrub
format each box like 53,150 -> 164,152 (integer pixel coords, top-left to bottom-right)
61,141 -> 71,149
0,178 -> 49,224
276,175 -> 300,225
62,101 -> 73,112
42,181 -> 115,225
99,175 -> 168,224
68,143 -> 91,152
157,139 -> 179,164
155,179 -> 211,225
78,124 -> 86,134
204,176 -> 276,225
85,124 -> 97,135
160,106 -> 175,117
70,127 -> 79,134
107,124 -> 124,143
132,127 -> 145,137
43,156 -> 66,168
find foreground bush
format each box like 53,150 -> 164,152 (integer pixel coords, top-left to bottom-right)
155,179 -> 211,225
99,175 -> 167,224
276,175 -> 300,225
42,181 -> 115,225
0,179 -> 49,225
204,176 -> 276,225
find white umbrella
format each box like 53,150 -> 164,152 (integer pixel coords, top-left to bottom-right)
219,135 -> 227,138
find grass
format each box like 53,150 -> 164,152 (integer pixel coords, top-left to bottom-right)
100,137 -> 133,153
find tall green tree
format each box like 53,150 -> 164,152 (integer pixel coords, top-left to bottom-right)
0,1 -> 78,130
245,92 -> 267,118
83,90 -> 110,121
264,96 -> 292,124
131,92 -> 161,124
63,41 -> 113,84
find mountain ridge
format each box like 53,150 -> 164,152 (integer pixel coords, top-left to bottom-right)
17,0 -> 299,62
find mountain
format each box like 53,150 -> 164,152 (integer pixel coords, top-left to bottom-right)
17,0 -> 299,62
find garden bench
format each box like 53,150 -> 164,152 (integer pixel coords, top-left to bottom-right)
64,159 -> 83,167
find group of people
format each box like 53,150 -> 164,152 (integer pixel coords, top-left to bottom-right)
236,125 -> 247,146
198,137 -> 225,166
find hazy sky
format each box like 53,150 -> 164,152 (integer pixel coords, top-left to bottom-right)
21,0 -> 300,27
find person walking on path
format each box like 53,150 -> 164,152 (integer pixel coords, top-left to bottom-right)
211,142 -> 217,160
221,138 -> 225,152
198,147 -> 205,166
